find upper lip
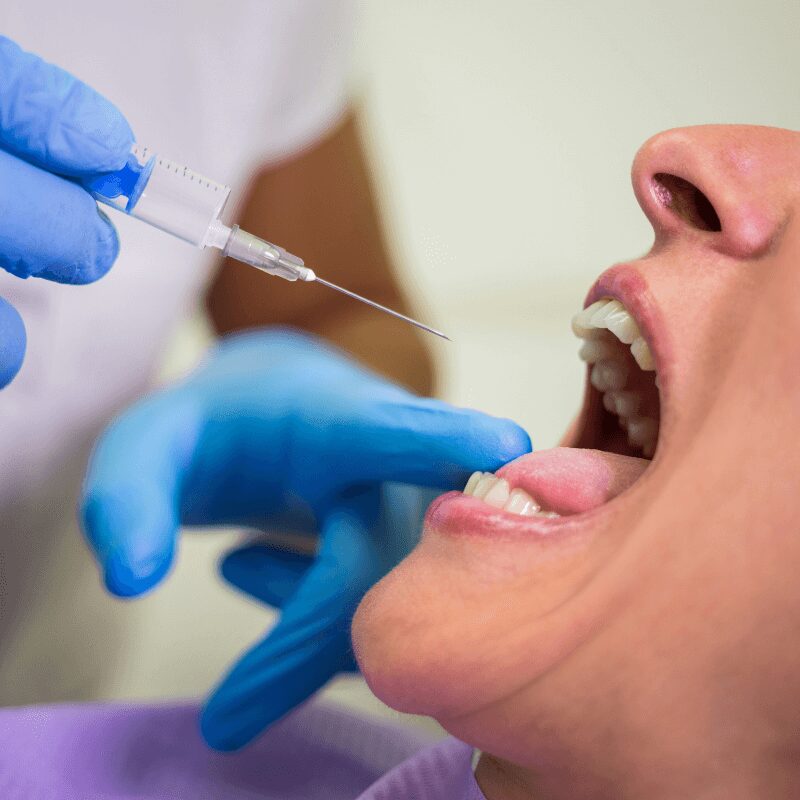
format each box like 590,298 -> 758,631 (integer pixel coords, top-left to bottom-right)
585,262 -> 667,380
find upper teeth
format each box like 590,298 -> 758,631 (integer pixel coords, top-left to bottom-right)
463,472 -> 561,519
572,298 -> 659,457
572,299 -> 655,370
630,336 -> 655,371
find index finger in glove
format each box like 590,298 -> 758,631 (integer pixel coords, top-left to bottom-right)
194,329 -> 532,502
0,36 -> 133,176
302,394 -> 532,495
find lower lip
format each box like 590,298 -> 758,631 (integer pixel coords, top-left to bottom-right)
424,491 -> 576,540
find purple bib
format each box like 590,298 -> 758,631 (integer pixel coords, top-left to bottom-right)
0,700 -> 487,799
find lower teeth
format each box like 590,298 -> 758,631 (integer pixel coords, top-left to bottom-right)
462,473 -> 561,519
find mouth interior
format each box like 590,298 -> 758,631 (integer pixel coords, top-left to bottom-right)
462,297 -> 660,520
570,298 -> 660,460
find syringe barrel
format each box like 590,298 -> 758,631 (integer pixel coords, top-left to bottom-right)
84,144 -> 231,248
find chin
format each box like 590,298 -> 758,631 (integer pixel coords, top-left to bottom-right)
353,551 -> 494,717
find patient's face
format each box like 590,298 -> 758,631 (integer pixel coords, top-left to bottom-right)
353,126 -> 800,762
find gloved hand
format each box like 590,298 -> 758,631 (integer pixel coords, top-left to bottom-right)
209,481 -> 436,750
81,329 -> 531,750
0,36 -> 133,385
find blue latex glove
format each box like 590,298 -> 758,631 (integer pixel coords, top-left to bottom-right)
0,35 -> 133,385
81,329 -> 531,750
209,481 -> 436,750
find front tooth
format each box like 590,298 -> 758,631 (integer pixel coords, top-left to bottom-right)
591,360 -> 629,392
473,473 -> 497,500
571,300 -> 609,339
504,488 -> 541,516
627,416 -> 658,447
483,478 -> 510,508
536,511 -> 561,519
578,338 -> 618,363
630,337 -> 655,371
604,308 -> 640,345
463,471 -> 482,495
589,299 -> 623,328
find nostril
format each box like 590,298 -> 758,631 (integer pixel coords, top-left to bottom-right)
652,173 -> 722,232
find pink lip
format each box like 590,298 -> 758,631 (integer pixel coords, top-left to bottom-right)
584,263 -> 675,384
425,492 -> 567,541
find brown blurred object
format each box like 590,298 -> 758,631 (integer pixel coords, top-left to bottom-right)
206,111 -> 435,396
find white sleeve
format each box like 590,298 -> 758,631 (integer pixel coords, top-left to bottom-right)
248,0 -> 355,165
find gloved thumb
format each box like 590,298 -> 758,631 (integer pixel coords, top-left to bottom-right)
80,391 -> 203,596
0,297 -> 26,388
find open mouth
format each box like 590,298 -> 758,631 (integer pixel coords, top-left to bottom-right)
449,282 -> 662,525
570,297 -> 659,459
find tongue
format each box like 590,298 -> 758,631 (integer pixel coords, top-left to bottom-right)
496,447 -> 650,515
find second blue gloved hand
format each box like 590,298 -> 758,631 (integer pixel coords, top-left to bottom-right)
81,329 -> 531,749
207,482 -> 435,750
0,35 -> 133,385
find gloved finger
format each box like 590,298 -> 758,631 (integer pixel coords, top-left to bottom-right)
80,390 -> 204,597
201,492 -> 380,751
0,149 -> 120,283
189,329 -> 532,500
0,36 -> 133,176
0,296 -> 26,388
316,396 -> 532,494
220,545 -> 314,609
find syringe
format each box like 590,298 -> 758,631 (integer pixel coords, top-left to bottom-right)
84,145 -> 448,340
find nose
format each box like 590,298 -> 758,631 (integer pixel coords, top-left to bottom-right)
631,125 -> 794,259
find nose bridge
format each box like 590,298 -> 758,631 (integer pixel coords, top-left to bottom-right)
631,126 -> 789,259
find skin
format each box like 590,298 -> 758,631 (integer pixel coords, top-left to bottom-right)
206,110 -> 435,396
352,125 -> 800,799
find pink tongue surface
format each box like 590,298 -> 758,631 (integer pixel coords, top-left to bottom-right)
497,447 -> 650,515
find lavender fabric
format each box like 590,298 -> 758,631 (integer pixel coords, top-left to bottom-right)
355,737 -> 486,800
0,700 -> 487,800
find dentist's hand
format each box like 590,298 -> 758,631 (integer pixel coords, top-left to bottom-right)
0,36 -> 133,385
81,329 -> 530,750
207,481 -> 436,751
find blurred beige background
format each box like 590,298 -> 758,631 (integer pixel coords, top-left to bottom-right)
96,0 -> 800,726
